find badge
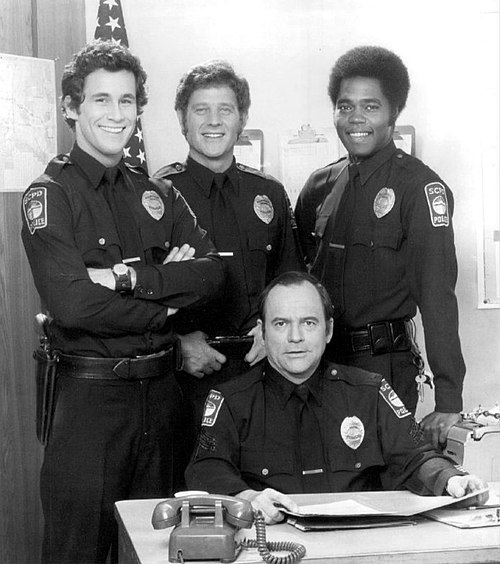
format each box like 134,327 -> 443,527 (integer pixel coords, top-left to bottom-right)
201,389 -> 224,427
142,190 -> 164,220
424,182 -> 449,227
379,379 -> 411,419
340,416 -> 365,450
23,187 -> 47,234
373,187 -> 395,218
253,195 -> 274,224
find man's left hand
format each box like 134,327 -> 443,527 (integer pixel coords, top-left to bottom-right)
446,475 -> 489,507
419,411 -> 461,449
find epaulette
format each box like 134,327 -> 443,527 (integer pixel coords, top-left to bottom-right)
326,363 -> 382,387
393,148 -> 411,166
236,162 -> 267,179
44,153 -> 72,178
154,162 -> 186,177
124,162 -> 148,176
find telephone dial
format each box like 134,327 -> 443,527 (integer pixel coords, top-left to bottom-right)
152,493 -> 306,563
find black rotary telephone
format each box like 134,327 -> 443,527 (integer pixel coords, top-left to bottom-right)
152,493 -> 306,563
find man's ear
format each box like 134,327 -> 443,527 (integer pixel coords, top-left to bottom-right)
325,318 -> 334,344
62,95 -> 79,122
176,109 -> 187,136
238,112 -> 249,137
257,318 -> 264,340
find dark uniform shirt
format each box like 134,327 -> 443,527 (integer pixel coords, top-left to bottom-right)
186,361 -> 464,496
21,145 -> 225,357
294,142 -> 465,412
155,157 -> 303,336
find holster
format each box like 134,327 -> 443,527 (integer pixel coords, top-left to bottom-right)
33,346 -> 59,446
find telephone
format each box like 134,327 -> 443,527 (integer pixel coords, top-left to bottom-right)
152,494 -> 306,563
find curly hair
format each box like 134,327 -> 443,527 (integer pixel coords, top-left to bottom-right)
175,60 -> 250,128
328,46 -> 410,118
61,40 -> 148,129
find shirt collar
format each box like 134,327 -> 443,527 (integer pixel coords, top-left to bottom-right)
265,361 -> 324,410
187,156 -> 239,197
70,144 -> 125,190
352,140 -> 397,186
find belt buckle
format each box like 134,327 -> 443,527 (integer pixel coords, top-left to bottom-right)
367,322 -> 392,355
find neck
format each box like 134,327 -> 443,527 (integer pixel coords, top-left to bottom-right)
188,151 -> 233,174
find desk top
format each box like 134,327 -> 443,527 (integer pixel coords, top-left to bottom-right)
115,491 -> 500,564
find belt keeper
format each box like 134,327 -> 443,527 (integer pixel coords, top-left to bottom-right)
113,358 -> 132,379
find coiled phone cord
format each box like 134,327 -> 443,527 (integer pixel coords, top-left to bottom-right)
240,511 -> 306,564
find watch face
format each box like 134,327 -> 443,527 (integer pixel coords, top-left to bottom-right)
114,263 -> 128,276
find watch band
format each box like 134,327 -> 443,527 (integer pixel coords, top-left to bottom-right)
112,263 -> 132,294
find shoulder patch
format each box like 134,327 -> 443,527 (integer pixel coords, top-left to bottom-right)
201,389 -> 224,427
154,162 -> 186,178
379,378 -> 411,418
23,186 -> 47,234
424,182 -> 449,227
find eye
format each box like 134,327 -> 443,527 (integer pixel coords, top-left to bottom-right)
274,320 -> 286,328
95,96 -> 107,104
121,98 -> 135,106
337,103 -> 352,112
304,320 -> 317,327
365,104 -> 380,112
194,107 -> 208,115
219,107 -> 233,115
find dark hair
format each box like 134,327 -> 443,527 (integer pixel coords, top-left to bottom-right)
61,40 -> 148,129
328,46 -> 410,119
175,59 -> 250,128
258,271 -> 334,327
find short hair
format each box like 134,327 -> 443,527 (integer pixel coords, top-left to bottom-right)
328,46 -> 410,117
174,60 -> 251,122
61,40 -> 148,129
258,271 -> 334,327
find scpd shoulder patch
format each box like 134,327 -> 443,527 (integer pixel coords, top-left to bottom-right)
379,378 -> 411,419
201,389 -> 224,427
23,186 -> 47,234
424,182 -> 449,227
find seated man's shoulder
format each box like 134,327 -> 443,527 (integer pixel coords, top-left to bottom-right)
325,362 -> 383,387
154,162 -> 187,178
212,363 -> 265,401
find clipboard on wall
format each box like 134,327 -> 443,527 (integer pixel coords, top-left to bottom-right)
393,125 -> 415,156
234,129 -> 264,171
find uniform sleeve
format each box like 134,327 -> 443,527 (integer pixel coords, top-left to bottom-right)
185,390 -> 250,495
294,173 -> 324,266
133,186 -> 225,307
376,379 -> 464,495
404,177 -> 465,412
21,182 -> 171,337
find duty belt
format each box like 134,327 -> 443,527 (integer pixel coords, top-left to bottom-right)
337,320 -> 412,355
59,345 -> 179,380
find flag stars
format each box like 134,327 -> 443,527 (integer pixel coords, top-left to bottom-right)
103,0 -> 118,8
138,149 -> 146,164
123,147 -> 131,158
105,16 -> 121,32
134,128 -> 143,142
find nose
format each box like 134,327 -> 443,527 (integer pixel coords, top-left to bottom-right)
108,101 -> 124,121
349,105 -> 365,124
288,322 -> 304,343
208,108 -> 222,126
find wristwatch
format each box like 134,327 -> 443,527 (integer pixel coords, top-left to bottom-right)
112,263 -> 132,294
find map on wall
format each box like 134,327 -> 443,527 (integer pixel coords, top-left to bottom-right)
0,53 -> 57,193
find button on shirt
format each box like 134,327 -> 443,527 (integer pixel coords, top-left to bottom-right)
186,361 -> 464,496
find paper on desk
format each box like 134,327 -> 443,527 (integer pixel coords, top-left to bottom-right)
285,488 -> 489,518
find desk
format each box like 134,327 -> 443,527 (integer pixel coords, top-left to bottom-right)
115,497 -> 500,564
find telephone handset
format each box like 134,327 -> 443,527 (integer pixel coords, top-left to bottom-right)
152,494 -> 306,563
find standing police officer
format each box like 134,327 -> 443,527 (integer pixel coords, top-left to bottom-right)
295,46 -> 465,449
21,41 -> 224,564
155,60 -> 303,424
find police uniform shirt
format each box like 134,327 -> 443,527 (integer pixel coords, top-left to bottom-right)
21,144 -> 224,357
155,157 -> 303,335
294,141 -> 465,412
185,361 -> 465,496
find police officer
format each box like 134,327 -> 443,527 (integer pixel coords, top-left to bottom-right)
155,60 -> 303,426
21,41 -> 224,564
294,46 -> 465,449
185,272 -> 487,524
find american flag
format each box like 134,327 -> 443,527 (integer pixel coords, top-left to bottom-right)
94,0 -> 148,172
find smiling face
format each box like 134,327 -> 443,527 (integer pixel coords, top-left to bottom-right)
63,68 -> 137,167
179,85 -> 247,173
259,281 -> 333,384
334,76 -> 396,162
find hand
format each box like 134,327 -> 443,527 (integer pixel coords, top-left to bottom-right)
163,244 -> 195,264
419,411 -> 462,449
244,325 -> 266,366
446,475 -> 489,507
179,331 -> 227,378
237,488 -> 300,525
87,267 -> 115,290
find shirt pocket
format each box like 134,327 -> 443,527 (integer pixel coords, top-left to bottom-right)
240,446 -> 294,482
139,223 -> 171,264
327,435 -> 385,475
74,229 -> 120,267
246,231 -> 274,295
351,224 -> 403,252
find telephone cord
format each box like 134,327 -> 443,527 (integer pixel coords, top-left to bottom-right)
240,511 -> 306,564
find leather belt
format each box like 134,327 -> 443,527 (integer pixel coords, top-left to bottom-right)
58,346 -> 177,380
337,320 -> 412,355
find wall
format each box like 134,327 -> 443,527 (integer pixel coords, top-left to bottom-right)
85,0 -> 500,416
0,1 -> 85,562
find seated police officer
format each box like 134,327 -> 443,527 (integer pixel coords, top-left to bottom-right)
21,41 -> 224,564
185,272 -> 487,524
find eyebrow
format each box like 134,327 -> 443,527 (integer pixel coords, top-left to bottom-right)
337,97 -> 382,105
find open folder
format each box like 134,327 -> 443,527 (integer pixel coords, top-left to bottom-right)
282,488 -> 489,531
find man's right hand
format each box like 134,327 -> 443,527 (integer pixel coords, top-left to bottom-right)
237,488 -> 300,525
179,331 -> 227,378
